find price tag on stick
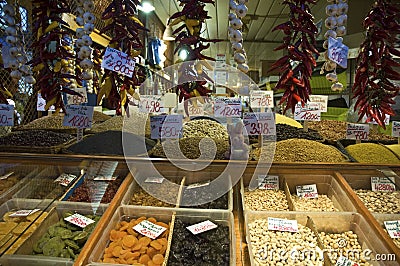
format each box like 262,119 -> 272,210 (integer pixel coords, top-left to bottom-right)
214,98 -> 242,118
294,102 -> 321,121
346,123 -> 369,141
150,115 -> 183,139
101,47 -> 136,77
67,87 -> 88,105
250,91 -> 274,108
243,112 -> 276,136
296,184 -> 318,198
371,176 -> 396,192
268,217 -> 298,233
139,95 -> 163,113
257,175 -> 279,190
392,121 -> 400,138
0,104 -> 14,126
63,105 -> 94,129
65,213 -> 95,228
384,220 -> 400,239
328,37 -> 349,68
133,220 -> 167,239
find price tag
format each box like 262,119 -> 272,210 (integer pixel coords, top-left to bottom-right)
214,98 -> 242,118
294,102 -> 321,121
267,217 -> 298,233
150,115 -> 183,139
296,184 -> 318,198
101,47 -> 135,77
257,175 -> 279,190
54,173 -> 77,187
64,213 -> 95,228
392,121 -> 400,137
215,71 -> 227,85
67,87 -> 88,105
93,176 -> 118,181
0,172 -> 14,180
346,123 -> 369,141
139,95 -> 163,113
371,176 -> 396,192
328,37 -> 349,68
335,256 -> 359,266
186,220 -> 218,235
145,177 -> 164,183
188,103 -> 204,117
37,93 -> 55,111
63,105 -> 94,129
187,181 -> 210,189
10,209 -> 40,217
0,104 -> 14,126
243,112 -> 276,136
250,91 -> 274,108
309,95 -> 328,113
215,54 -> 226,70
133,220 -> 167,239
384,220 -> 400,239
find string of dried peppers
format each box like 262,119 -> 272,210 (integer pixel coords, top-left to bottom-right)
351,0 -> 400,128
270,0 -> 319,114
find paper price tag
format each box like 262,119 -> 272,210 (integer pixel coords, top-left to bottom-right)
139,95 -> 163,113
187,181 -> 210,189
335,256 -> 359,266
250,91 -> 274,108
67,87 -> 88,105
384,220 -> 400,239
0,104 -> 14,126
64,213 -> 95,228
346,123 -> 369,141
93,176 -> 118,181
54,173 -> 77,187
296,184 -> 318,198
214,98 -> 242,118
133,220 -> 166,239
63,105 -> 94,129
215,54 -> 226,70
215,71 -> 227,85
188,103 -> 204,117
145,177 -> 164,183
101,47 -> 135,77
309,95 -> 328,113
186,220 -> 218,235
371,176 -> 396,192
257,175 -> 279,190
294,102 -> 321,121
37,93 -> 55,111
268,217 -> 298,233
150,115 -> 183,139
243,112 -> 276,136
10,209 -> 40,217
392,121 -> 400,137
328,37 -> 349,68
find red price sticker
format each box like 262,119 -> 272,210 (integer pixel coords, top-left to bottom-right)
371,176 -> 396,192
392,121 -> 400,137
63,105 -> 94,129
139,95 -> 163,113
150,115 -> 183,139
64,213 -> 95,228
296,184 -> 318,199
10,209 -> 40,217
214,98 -> 242,118
267,217 -> 298,233
0,104 -> 14,126
346,123 -> 369,141
384,220 -> 400,239
328,37 -> 349,68
101,47 -> 135,77
186,220 -> 218,235
250,91 -> 274,108
243,112 -> 276,136
133,220 -> 167,239
294,102 -> 321,121
67,87 -> 88,105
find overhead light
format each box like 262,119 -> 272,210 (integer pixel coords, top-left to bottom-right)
138,1 -> 155,13
179,49 -> 189,60
163,25 -> 175,41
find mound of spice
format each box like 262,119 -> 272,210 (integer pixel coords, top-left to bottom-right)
345,143 -> 400,164
276,124 -> 323,142
0,130 -> 73,147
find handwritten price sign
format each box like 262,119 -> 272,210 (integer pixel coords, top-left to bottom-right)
250,91 -> 274,108
296,184 -> 318,198
187,220 -> 218,235
65,213 -> 95,228
346,123 -> 369,141
214,98 -> 242,118
10,209 -> 40,217
243,112 -> 276,136
268,217 -> 298,233
384,220 -> 400,239
294,102 -> 321,121
133,220 -> 166,239
393,121 -> 400,137
328,37 -> 349,68
63,105 -> 94,129
257,175 -> 279,190
150,115 -> 183,139
54,173 -> 77,187
139,95 -> 163,113
0,104 -> 14,126
188,103 -> 204,117
309,95 -> 328,113
67,87 -> 88,105
371,176 -> 396,192
101,47 -> 135,77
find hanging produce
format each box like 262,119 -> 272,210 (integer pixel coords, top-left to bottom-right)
98,0 -> 148,113
352,0 -> 400,128
168,0 -> 221,111
0,82 -> 12,104
269,0 -> 319,114
30,0 -> 81,112
228,0 -> 249,73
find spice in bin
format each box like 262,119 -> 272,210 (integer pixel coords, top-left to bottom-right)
0,172 -> 23,196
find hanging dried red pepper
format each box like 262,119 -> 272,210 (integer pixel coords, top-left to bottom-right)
352,0 -> 400,129
269,0 -> 319,114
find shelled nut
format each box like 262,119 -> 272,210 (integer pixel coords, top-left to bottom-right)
244,189 -> 289,211
354,189 -> 400,214
292,195 -> 339,212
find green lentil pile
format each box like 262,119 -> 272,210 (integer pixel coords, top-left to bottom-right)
273,139 -> 347,163
345,143 -> 400,164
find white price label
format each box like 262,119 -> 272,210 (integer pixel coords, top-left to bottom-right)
187,181 -> 210,189
384,220 -> 400,239
243,112 -> 276,136
37,93 -> 55,111
150,115 -> 183,139
335,256 -> 358,266
268,217 -> 298,233
346,123 -> 369,141
392,121 -> 400,137
250,91 -> 274,108
133,220 -> 167,239
257,175 -> 279,190
215,71 -> 227,85
214,98 -> 242,118
294,102 -> 321,121
54,173 -> 77,187
0,104 -> 14,126
101,47 -> 135,77
145,177 -> 164,183
93,175 -> 118,181
63,105 -> 94,129
296,184 -> 318,198
64,213 -> 95,228
215,54 -> 226,69
328,37 -> 349,68
371,176 -> 396,192
67,87 -> 88,105
186,220 -> 218,235
188,103 -> 204,117
139,95 -> 163,113
309,95 -> 328,113
10,209 -> 40,217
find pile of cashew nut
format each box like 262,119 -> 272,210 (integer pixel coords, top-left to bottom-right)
229,0 -> 249,73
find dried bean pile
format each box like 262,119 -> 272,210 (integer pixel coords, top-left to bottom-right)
244,189 -> 289,211
384,229 -> 400,248
168,218 -> 230,266
292,195 -> 338,212
0,130 -> 73,147
355,189 -> 400,214
276,124 -> 323,142
183,119 -> 229,140
0,173 -> 23,195
129,182 -> 179,207
273,139 -> 347,163
345,143 -> 400,164
181,186 -> 228,209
